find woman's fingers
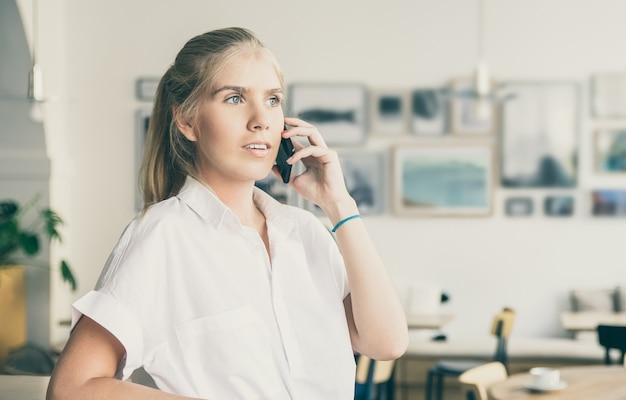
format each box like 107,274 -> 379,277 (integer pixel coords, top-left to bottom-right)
283,117 -> 328,149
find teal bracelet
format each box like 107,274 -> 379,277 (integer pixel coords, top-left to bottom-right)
331,214 -> 362,233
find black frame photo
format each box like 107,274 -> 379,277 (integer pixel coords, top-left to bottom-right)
287,83 -> 368,146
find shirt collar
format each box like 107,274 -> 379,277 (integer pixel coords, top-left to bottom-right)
176,176 -> 295,234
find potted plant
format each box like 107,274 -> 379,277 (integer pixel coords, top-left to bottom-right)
0,194 -> 77,363
0,194 -> 76,289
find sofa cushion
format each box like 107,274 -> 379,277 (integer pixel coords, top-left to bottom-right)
570,288 -> 618,312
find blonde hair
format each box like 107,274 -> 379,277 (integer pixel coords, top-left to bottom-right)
139,27 -> 284,209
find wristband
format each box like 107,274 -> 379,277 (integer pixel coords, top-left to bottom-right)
331,214 -> 362,233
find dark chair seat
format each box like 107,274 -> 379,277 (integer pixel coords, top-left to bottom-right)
425,308 -> 515,400
597,324 -> 626,365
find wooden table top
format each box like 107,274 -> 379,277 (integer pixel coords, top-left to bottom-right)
560,312 -> 626,332
0,374 -> 50,400
489,365 -> 626,400
406,313 -> 453,330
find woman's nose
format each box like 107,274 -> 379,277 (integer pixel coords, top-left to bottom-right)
247,103 -> 271,132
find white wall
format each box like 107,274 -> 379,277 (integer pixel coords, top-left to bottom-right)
21,0 -> 626,344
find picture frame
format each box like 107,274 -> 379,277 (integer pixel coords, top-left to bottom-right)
392,144 -> 493,216
499,81 -> 580,188
594,129 -> 626,173
369,88 -> 409,136
135,108 -> 152,210
449,78 -> 496,136
287,83 -> 368,145
590,73 -> 626,118
410,88 -> 449,136
591,189 -> 626,216
544,195 -> 574,217
306,151 -> 387,215
505,197 -> 533,217
135,77 -> 160,102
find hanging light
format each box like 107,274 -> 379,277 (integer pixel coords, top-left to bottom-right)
474,0 -> 491,98
27,0 -> 44,122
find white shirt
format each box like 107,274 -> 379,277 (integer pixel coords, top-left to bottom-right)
72,176 -> 356,399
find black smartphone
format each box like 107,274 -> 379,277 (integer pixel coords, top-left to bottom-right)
275,126 -> 295,184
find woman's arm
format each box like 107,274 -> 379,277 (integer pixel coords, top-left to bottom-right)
47,316 -> 201,400
281,117 -> 409,361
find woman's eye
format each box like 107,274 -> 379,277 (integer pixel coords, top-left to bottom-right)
226,95 -> 241,104
268,97 -> 282,107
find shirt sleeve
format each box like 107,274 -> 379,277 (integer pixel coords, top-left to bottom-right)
71,290 -> 144,379
70,218 -> 152,380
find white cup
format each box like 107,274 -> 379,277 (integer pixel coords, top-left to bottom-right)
530,367 -> 560,388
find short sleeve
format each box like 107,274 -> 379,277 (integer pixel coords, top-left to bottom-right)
72,290 -> 144,379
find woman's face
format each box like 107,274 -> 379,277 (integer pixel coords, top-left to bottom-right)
180,51 -> 285,186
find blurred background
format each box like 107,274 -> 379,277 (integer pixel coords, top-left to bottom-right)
2,0 -> 626,352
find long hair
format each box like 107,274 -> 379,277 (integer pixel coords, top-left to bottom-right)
139,27 -> 284,209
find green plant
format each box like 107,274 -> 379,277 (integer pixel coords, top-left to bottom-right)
0,194 -> 76,291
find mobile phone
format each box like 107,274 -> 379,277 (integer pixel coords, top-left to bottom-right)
275,126 -> 295,184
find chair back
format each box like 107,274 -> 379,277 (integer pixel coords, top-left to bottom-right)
459,361 -> 508,400
354,355 -> 395,400
597,324 -> 626,365
489,308 -> 515,371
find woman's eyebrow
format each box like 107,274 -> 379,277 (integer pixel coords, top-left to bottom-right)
211,86 -> 283,96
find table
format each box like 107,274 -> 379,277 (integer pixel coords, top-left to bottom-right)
406,313 -> 454,330
489,365 -> 626,400
0,375 -> 50,400
560,312 -> 626,332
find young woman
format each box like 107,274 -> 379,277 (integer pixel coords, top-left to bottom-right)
47,27 -> 408,400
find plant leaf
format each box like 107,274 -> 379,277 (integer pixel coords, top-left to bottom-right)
0,200 -> 19,220
19,232 -> 39,255
60,260 -> 77,291
41,208 -> 64,242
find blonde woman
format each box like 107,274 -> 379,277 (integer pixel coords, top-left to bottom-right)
47,27 -> 407,400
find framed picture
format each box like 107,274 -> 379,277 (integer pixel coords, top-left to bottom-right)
591,190 -> 626,216
449,78 -> 496,135
287,83 -> 368,145
307,151 -> 386,215
505,197 -> 533,217
544,196 -> 574,217
595,129 -> 626,173
591,73 -> 626,118
135,77 -> 160,102
135,108 -> 152,210
370,89 -> 409,135
255,173 -> 296,206
410,88 -> 448,136
392,144 -> 493,216
500,81 -> 579,188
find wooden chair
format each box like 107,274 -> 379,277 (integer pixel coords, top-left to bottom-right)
354,354 -> 396,400
597,324 -> 626,365
425,308 -> 515,400
458,361 -> 508,400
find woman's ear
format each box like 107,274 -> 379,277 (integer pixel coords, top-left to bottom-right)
173,108 -> 197,142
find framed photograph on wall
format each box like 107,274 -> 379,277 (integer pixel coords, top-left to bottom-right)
591,189 -> 626,216
287,83 -> 368,146
392,144 -> 493,216
135,108 -> 152,210
500,81 -> 579,188
410,88 -> 448,136
135,77 -> 160,102
307,151 -> 386,215
591,73 -> 626,118
544,195 -> 574,217
449,78 -> 496,136
505,197 -> 533,217
369,89 -> 409,136
595,129 -> 626,173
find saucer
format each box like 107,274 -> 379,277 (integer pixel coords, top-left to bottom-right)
524,380 -> 567,392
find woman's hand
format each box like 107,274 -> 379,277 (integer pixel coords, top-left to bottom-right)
274,117 -> 354,217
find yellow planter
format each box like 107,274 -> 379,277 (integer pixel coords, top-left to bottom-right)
0,265 -> 26,364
